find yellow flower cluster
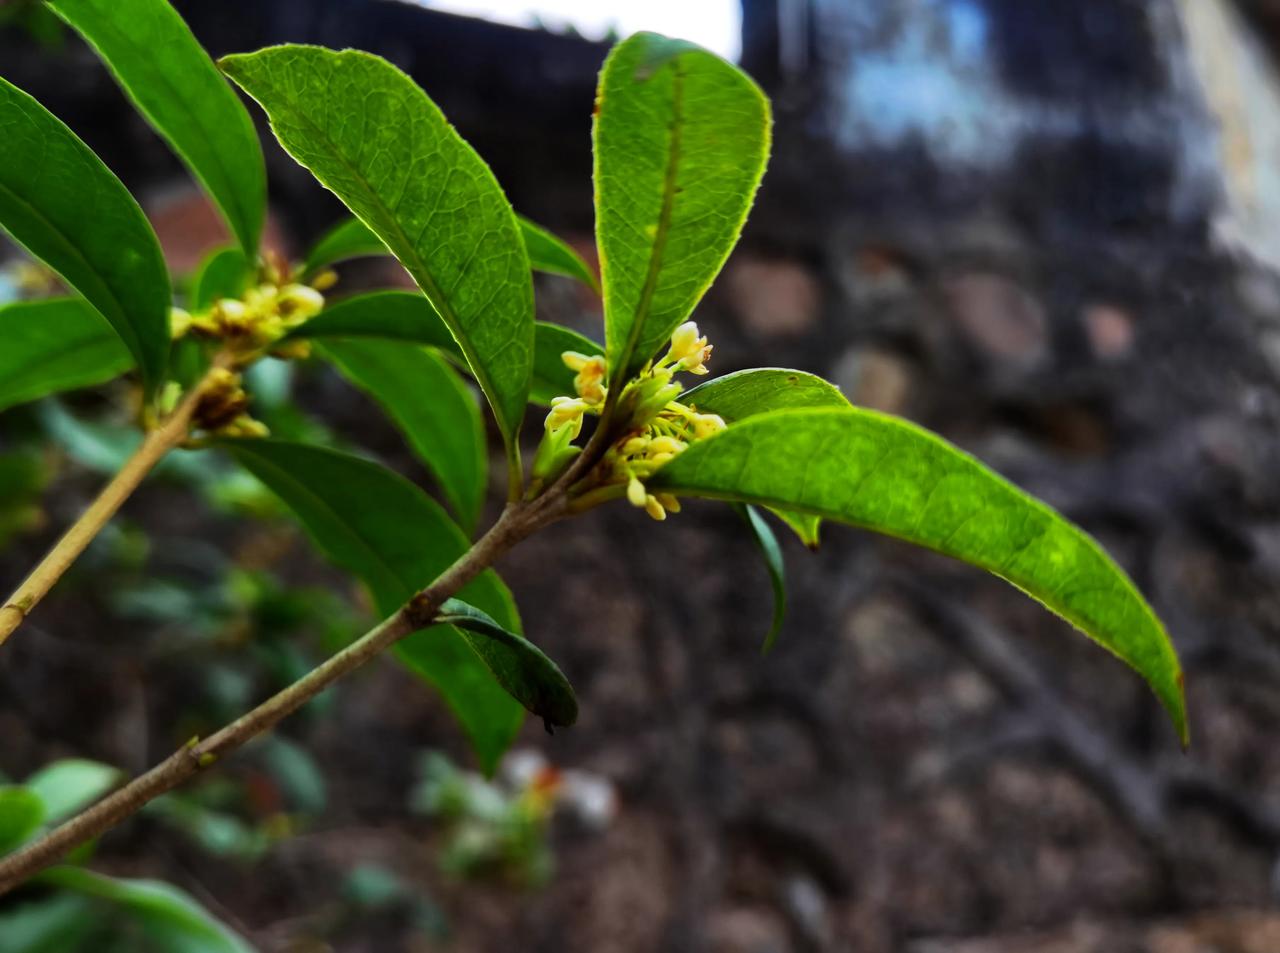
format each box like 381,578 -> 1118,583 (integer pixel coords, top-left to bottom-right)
171,260 -> 331,360
189,367 -> 268,439
540,321 -> 727,520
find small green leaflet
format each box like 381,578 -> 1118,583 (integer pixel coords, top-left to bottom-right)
292,291 -> 603,405
301,217 -> 387,277
220,46 -> 534,469
221,439 -> 524,771
515,217 -> 598,291
0,78 -> 170,395
684,368 -> 850,548
24,759 -> 122,825
302,214 -> 598,291
594,32 -> 770,381
48,0 -> 267,257
651,407 -> 1188,743
190,246 -> 252,311
317,338 -> 487,532
436,599 -> 577,730
39,867 -> 256,953
0,787 -> 45,854
0,299 -> 132,412
734,504 -> 786,653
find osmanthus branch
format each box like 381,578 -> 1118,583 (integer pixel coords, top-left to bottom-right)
0,493 -> 567,896
0,354 -> 237,648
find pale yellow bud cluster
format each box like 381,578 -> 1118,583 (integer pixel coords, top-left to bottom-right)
562,351 -> 607,405
177,269 -> 328,360
536,321 -> 727,521
190,367 -> 269,440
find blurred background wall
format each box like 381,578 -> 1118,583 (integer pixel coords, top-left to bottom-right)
5,1 -> 1280,950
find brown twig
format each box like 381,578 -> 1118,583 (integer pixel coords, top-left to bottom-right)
0,356 -> 234,648
0,495 -> 563,895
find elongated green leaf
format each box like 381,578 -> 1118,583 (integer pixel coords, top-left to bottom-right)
0,787 -> 45,854
191,246 -> 251,311
40,867 -> 256,953
25,759 -> 121,825
651,407 -> 1188,743
0,299 -> 131,411
684,368 -> 849,549
221,439 -> 523,770
0,78 -> 169,393
517,217 -> 598,291
594,32 -> 770,381
682,368 -> 847,419
317,338 -> 486,532
302,217 -> 388,277
302,214 -> 598,291
437,598 -> 577,729
733,504 -> 787,653
292,291 -> 602,405
48,0 -> 266,257
221,46 -> 534,458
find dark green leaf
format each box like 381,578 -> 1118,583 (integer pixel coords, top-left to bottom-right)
221,439 -> 524,771
684,368 -> 848,548
594,32 -> 770,381
437,598 -> 577,729
651,407 -> 1188,743
0,786 -> 45,854
734,504 -> 786,653
517,217 -> 598,291
0,894 -> 98,953
317,338 -> 487,532
48,0 -> 267,256
0,298 -> 131,411
24,759 -> 121,825
190,246 -> 251,311
221,46 -> 534,460
302,214 -> 599,291
292,291 -> 602,405
0,77 -> 169,393
301,217 -> 388,277
40,866 -> 256,953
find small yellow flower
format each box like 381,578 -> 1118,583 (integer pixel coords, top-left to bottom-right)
309,269 -> 339,292
561,351 -> 594,372
169,307 -> 194,340
573,355 -> 607,404
643,494 -> 667,521
692,413 -> 727,439
627,476 -> 648,508
545,396 -> 590,437
647,435 -> 687,456
277,283 -> 325,322
668,321 -> 713,374
656,493 -> 681,514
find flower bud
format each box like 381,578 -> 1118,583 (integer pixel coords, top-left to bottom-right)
627,477 -> 648,508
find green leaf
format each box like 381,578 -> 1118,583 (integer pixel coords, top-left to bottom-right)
292,291 -> 602,405
0,895 -> 98,953
317,338 -> 487,532
594,32 -> 770,381
302,214 -> 599,291
437,598 -> 578,729
24,759 -> 121,825
40,867 -> 256,953
0,77 -> 170,394
301,217 -> 387,277
682,368 -> 848,419
517,217 -> 598,291
221,439 -> 524,771
190,246 -> 251,311
734,504 -> 787,653
0,298 -> 132,412
221,46 -> 534,463
684,368 -> 848,548
48,0 -> 267,257
651,407 -> 1189,743
0,787 -> 45,854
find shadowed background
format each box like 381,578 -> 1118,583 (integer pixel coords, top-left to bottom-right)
3,0 -> 1280,950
